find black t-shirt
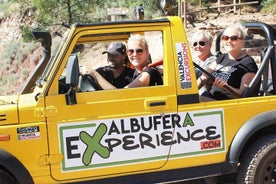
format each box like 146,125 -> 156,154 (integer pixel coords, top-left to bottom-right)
133,67 -> 163,86
96,66 -> 134,88
211,53 -> 258,100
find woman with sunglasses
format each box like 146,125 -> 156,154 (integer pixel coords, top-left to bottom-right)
124,34 -> 163,88
198,23 -> 258,101
87,35 -> 162,90
192,30 -> 217,95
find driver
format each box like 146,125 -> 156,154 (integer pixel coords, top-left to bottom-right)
95,42 -> 134,88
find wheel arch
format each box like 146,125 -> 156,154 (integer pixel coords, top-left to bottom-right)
227,110 -> 276,165
0,148 -> 34,184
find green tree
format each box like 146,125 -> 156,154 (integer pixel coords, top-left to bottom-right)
18,0 -> 106,25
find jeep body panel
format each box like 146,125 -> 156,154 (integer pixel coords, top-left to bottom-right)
228,110 -> 276,163
0,95 -> 19,125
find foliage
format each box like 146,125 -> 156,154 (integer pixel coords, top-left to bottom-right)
17,0 -> 105,25
20,25 -> 35,42
261,0 -> 276,14
0,38 -> 38,95
0,39 -> 38,66
0,1 -> 19,19
16,0 -> 164,26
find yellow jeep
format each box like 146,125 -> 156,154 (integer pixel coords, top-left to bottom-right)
0,16 -> 275,183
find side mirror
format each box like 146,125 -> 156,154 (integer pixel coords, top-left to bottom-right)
65,54 -> 79,105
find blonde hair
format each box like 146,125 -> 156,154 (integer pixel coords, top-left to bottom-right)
224,23 -> 247,39
127,34 -> 149,51
192,30 -> 213,43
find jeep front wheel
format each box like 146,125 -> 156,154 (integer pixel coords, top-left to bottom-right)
0,168 -> 18,184
237,134 -> 276,184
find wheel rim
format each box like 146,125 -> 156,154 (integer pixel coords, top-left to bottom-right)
262,157 -> 276,183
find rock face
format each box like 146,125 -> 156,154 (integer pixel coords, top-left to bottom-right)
0,10 -> 40,95
0,5 -> 275,95
0,14 -> 21,49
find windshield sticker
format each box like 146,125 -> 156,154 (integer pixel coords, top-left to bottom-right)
176,42 -> 192,89
58,109 -> 225,172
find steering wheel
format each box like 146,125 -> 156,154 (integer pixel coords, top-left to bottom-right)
58,74 -> 102,94
193,62 -> 241,98
78,74 -> 102,92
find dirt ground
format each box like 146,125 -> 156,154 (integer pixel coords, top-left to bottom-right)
184,11 -> 275,49
185,9 -> 276,32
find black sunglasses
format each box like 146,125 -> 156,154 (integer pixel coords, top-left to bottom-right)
221,35 -> 242,41
127,48 -> 144,55
193,41 -> 206,47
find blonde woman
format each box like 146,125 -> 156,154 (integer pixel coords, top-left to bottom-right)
192,30 -> 216,95
198,23 -> 258,100
125,34 -> 163,88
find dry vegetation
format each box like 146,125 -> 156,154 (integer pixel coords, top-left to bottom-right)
0,4 -> 275,95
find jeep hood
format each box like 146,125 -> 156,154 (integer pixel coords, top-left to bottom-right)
0,95 -> 19,125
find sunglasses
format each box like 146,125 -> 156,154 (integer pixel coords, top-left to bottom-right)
193,41 -> 206,47
127,48 -> 144,55
221,35 -> 242,41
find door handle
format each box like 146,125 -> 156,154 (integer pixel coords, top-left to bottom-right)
149,101 -> 166,107
144,98 -> 167,110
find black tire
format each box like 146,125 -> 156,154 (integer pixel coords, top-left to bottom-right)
237,134 -> 276,184
0,168 -> 18,184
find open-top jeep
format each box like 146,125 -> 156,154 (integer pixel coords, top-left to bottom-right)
0,16 -> 276,184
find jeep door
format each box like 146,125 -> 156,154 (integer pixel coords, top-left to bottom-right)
45,21 -> 178,182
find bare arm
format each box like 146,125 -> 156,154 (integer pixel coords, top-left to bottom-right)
88,70 -> 116,90
197,61 -> 217,88
86,69 -> 151,89
125,72 -> 150,88
213,72 -> 256,98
